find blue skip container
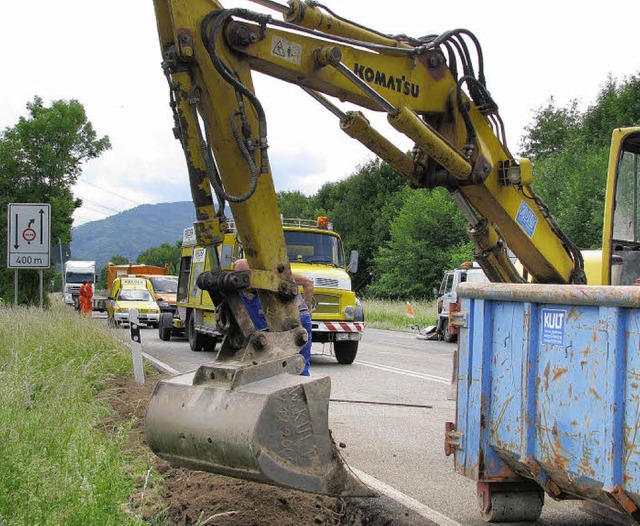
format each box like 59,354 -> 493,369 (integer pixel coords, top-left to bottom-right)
447,282 -> 640,523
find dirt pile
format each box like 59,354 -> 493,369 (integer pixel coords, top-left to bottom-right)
102,371 -> 346,525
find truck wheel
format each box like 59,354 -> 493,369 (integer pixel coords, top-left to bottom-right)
334,341 -> 358,364
441,319 -> 457,343
478,489 -> 544,523
187,312 -> 214,352
158,313 -> 173,341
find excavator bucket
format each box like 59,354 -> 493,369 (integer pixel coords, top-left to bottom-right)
145,359 -> 373,497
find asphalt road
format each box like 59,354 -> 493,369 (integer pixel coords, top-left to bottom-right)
117,321 -> 613,526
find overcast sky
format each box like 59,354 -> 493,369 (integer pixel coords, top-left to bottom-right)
2,1 -> 639,225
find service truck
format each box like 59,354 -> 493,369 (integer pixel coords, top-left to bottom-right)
104,262 -> 175,313
164,220 -> 364,364
105,262 -> 170,294
281,217 -> 363,364
158,226 -> 233,348
63,260 -> 96,309
434,262 -> 488,342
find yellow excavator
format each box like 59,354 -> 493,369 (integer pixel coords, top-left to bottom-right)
145,0 -> 640,499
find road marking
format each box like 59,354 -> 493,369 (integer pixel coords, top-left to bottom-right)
357,360 -> 450,385
352,468 -> 463,526
143,354 -> 449,385
141,352 -> 180,375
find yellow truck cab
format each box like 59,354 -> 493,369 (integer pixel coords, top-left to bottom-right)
281,217 -> 363,364
164,220 -> 364,364
107,276 -> 160,327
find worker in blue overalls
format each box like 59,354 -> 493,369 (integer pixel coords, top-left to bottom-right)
233,259 -> 313,375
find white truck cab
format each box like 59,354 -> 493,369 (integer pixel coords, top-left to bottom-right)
436,262 -> 488,342
63,260 -> 96,309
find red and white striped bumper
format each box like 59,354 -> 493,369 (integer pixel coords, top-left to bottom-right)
314,321 -> 365,333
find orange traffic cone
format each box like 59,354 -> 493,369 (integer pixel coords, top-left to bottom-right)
405,301 -> 415,318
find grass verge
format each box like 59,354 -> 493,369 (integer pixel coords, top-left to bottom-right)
361,298 -> 437,332
0,301 -> 151,525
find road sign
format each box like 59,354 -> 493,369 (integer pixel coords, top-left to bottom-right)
7,203 -> 51,269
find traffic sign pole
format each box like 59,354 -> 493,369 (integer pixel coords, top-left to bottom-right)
39,269 -> 43,309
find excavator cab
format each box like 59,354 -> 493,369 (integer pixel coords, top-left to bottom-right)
602,129 -> 640,286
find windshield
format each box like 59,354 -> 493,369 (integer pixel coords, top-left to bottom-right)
66,272 -> 94,284
613,149 -> 640,242
611,137 -> 640,285
118,289 -> 154,302
284,231 -> 345,267
149,276 -> 178,294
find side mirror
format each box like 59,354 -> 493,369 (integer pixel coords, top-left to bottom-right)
433,287 -> 439,299
348,250 -> 359,274
219,245 -> 234,269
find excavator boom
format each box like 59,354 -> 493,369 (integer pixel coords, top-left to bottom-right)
146,0 -> 585,496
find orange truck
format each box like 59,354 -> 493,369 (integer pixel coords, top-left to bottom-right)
101,262 -> 177,315
105,262 -> 170,293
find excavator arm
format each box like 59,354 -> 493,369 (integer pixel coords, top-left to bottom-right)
146,0 -> 585,496
154,0 -> 585,285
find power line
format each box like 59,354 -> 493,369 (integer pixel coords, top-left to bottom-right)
72,214 -> 99,225
76,179 -> 145,206
78,203 -> 114,217
78,197 -> 122,215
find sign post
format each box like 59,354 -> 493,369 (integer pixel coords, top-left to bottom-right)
51,239 -> 71,293
7,203 -> 51,307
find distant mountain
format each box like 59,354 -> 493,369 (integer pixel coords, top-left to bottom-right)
70,202 -> 196,272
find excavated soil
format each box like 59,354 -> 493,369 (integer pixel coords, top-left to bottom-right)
101,370 -> 348,526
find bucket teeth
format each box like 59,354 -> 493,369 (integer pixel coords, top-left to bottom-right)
145,369 -> 374,497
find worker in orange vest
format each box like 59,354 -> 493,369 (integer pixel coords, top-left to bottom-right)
79,280 -> 93,315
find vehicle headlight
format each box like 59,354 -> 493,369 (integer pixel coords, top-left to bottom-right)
343,305 -> 355,320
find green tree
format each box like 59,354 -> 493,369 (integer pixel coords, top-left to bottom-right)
311,159 -> 408,293
136,241 -> 182,274
582,74 -> 640,148
310,180 -> 342,218
277,190 -> 313,219
368,188 -> 473,299
532,144 -> 609,249
521,73 -> 640,249
518,98 -> 582,160
0,97 -> 110,305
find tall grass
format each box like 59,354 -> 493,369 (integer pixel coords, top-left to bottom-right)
361,298 -> 437,331
0,302 -> 147,525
